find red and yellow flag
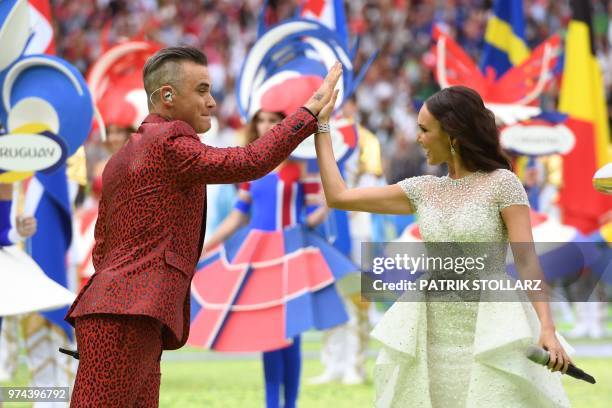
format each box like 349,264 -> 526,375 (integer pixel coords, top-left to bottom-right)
558,0 -> 612,234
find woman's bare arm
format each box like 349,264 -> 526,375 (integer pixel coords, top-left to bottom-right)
314,132 -> 413,214
503,204 -> 572,373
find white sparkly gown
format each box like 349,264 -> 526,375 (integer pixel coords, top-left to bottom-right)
371,169 -> 570,407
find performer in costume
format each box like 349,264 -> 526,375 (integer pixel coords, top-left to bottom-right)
0,181 -> 80,407
196,105 -> 354,408
0,2 -> 95,401
0,182 -> 38,333
65,47 -> 342,406
1,183 -> 69,386
315,86 -> 572,407
226,8 -> 376,389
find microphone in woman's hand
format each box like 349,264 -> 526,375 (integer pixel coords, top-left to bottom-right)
526,345 -> 596,384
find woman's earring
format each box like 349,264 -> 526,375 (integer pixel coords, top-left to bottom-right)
450,144 -> 456,155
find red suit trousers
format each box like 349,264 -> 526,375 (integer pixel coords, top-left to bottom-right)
70,314 -> 163,407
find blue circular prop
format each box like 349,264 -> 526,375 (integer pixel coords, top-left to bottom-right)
236,19 -> 358,121
0,55 -> 93,156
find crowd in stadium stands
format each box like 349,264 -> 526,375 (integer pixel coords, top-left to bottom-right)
50,0 -> 612,187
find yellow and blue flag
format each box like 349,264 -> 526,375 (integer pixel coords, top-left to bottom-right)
480,0 -> 530,79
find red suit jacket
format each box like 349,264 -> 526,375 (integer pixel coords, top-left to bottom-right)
66,108 -> 317,349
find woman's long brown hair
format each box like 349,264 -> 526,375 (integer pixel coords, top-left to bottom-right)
425,86 -> 512,172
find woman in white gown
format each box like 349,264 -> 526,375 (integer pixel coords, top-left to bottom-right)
314,85 -> 571,407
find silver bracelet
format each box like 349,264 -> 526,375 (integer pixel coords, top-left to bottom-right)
316,122 -> 330,133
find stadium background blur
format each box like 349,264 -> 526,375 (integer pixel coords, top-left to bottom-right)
1,2 -> 611,407
50,0 -> 612,188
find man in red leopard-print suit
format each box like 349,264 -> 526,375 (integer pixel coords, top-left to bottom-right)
65,47 -> 342,407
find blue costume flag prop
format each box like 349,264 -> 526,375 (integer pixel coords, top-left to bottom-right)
0,0 -> 95,338
0,55 -> 93,154
236,3 -> 375,163
29,170 -> 74,338
236,19 -> 367,120
0,0 -> 93,161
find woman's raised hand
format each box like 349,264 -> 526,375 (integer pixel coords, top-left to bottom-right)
318,89 -> 339,123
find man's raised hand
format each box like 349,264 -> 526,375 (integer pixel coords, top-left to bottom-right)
304,62 -> 343,116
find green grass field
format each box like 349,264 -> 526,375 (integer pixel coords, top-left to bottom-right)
2,352 -> 610,407
158,357 -> 612,407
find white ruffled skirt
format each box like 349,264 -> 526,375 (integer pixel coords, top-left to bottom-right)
371,298 -> 571,407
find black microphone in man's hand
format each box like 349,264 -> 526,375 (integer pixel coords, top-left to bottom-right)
526,346 -> 596,384
59,347 -> 79,360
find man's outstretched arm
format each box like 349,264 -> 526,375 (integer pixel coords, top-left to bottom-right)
164,62 -> 343,185
164,108 -> 317,185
